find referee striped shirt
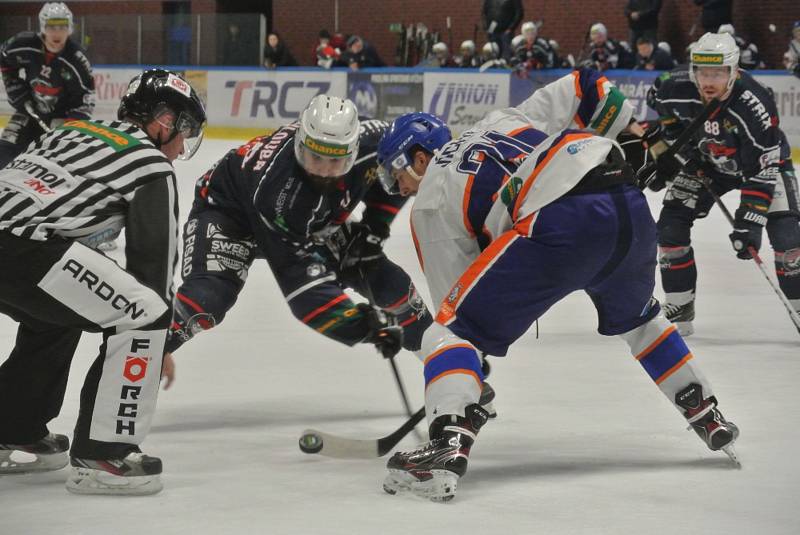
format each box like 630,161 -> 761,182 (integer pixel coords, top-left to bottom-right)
0,119 -> 179,303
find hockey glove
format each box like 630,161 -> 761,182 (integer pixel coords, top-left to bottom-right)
358,303 -> 403,359
729,206 -> 767,260
339,222 -> 387,272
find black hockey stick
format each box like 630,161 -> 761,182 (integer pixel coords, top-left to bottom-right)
298,406 -> 426,459
636,98 -> 721,189
355,261 -> 418,429
698,178 -> 800,335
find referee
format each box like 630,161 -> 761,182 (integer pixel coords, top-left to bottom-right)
0,68 -> 205,496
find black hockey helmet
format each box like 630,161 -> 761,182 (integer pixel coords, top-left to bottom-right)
118,69 -> 207,159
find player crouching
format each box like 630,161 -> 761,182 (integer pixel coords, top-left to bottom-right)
376,85 -> 740,502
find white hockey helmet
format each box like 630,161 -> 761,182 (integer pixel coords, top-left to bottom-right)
689,32 -> 740,92
482,41 -> 500,58
511,34 -> 525,50
432,42 -> 449,55
460,40 -> 476,54
294,95 -> 360,178
590,23 -> 607,39
717,24 -> 735,36
39,2 -> 73,35
521,21 -> 537,37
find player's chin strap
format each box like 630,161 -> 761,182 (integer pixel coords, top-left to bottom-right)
149,118 -> 182,150
404,165 -> 424,183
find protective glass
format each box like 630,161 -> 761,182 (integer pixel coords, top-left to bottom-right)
692,66 -> 732,83
376,152 -> 410,195
174,112 -> 205,160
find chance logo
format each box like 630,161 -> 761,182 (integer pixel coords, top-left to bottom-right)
691,53 -> 724,65
303,137 -> 350,157
59,120 -> 140,152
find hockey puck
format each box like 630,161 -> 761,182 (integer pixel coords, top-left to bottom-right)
298,432 -> 323,454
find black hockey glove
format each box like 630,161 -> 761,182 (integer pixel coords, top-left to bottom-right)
637,151 -> 700,192
358,303 -> 403,359
339,222 -> 387,272
729,206 -> 767,260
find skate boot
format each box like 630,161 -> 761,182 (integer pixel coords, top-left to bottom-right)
479,381 -> 497,419
663,300 -> 695,336
0,433 -> 69,474
383,404 -> 489,502
676,383 -> 741,467
66,451 -> 163,495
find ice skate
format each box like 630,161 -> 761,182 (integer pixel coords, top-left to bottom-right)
66,452 -> 163,495
383,404 -> 488,502
676,383 -> 740,468
663,300 -> 695,336
0,433 -> 69,474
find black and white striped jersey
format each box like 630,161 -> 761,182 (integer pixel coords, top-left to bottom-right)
0,119 -> 179,303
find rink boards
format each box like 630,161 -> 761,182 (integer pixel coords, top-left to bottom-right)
1,66 -> 799,153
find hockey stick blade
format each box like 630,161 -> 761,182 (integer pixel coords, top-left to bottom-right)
299,406 -> 426,459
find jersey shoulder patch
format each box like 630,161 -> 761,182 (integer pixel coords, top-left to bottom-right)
58,120 -> 142,152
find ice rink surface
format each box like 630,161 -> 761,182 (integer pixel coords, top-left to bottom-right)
1,139 -> 799,535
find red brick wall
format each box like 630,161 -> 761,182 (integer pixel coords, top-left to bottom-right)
1,1 -> 796,67
273,0 -> 800,69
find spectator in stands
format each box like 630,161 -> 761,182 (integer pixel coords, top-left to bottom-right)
482,0 -> 524,60
718,24 -> 764,69
456,40 -> 481,68
339,35 -> 385,70
313,30 -> 333,64
784,21 -> 800,78
585,22 -> 634,71
220,22 -> 251,65
693,0 -> 733,34
264,32 -> 297,68
625,0 -> 662,45
633,37 -> 675,70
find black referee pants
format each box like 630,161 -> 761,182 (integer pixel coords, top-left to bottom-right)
0,232 -> 169,459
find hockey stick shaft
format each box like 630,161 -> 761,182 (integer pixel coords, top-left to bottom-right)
700,179 -> 800,333
354,258 -> 423,440
660,98 -> 721,162
300,406 -> 426,459
637,98 -> 723,188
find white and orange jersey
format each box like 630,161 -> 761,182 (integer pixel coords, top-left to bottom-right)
411,68 -> 634,308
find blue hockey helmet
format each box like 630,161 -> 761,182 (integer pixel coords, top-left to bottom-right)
376,112 -> 451,194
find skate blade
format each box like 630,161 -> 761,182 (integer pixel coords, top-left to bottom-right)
722,445 -> 742,469
383,469 -> 459,502
674,321 -> 694,337
66,467 -> 163,495
0,450 -> 68,475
